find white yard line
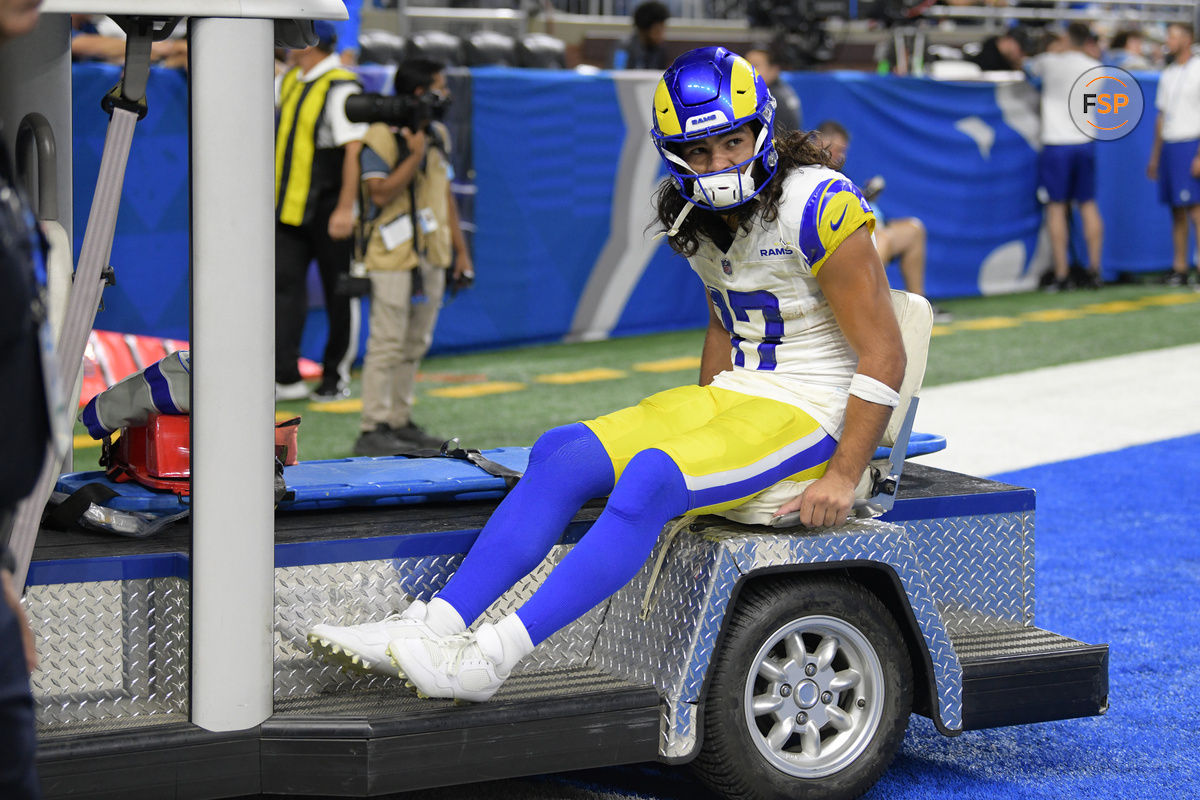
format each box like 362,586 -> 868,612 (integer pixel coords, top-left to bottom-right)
913,344 -> 1200,477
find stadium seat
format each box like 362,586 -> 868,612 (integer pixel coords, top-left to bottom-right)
358,29 -> 405,66
517,33 -> 566,69
406,30 -> 464,67
464,30 -> 518,67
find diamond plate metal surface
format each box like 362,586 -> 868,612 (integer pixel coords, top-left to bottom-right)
591,531 -> 726,696
951,625 -> 1085,660
275,546 -> 606,699
26,509 -> 1029,751
713,519 -> 964,737
27,577 -> 189,732
592,517 -> 966,758
898,512 -> 1035,634
274,666 -> 645,718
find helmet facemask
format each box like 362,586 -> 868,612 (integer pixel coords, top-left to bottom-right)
658,116 -> 777,212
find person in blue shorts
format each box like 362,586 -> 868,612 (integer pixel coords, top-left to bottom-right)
1025,23 -> 1105,291
308,47 -> 905,703
1147,21 -> 1200,287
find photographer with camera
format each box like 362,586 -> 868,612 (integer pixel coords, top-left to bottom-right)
350,58 -> 473,456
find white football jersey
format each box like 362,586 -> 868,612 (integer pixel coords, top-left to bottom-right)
690,166 -> 876,436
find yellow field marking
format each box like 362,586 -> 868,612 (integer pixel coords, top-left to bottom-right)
275,410 -> 300,422
428,381 -> 526,398
535,368 -> 626,385
633,356 -> 702,373
930,325 -> 953,337
417,371 -> 490,383
1139,293 -> 1200,306
1080,300 -> 1146,314
305,398 -> 363,414
952,316 -> 1022,331
74,433 -> 101,449
1020,309 -> 1087,322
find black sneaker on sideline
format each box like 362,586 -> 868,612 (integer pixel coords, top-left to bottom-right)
393,422 -> 445,450
931,304 -> 953,323
1164,270 -> 1189,287
353,425 -> 406,457
1041,278 -> 1071,294
1085,272 -> 1104,290
311,381 -> 351,402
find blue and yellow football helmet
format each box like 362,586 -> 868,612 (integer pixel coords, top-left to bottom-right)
651,46 -> 778,214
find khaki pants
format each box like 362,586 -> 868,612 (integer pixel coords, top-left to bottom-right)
360,264 -> 445,432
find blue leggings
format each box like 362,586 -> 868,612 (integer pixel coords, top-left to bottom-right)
437,423 -> 688,645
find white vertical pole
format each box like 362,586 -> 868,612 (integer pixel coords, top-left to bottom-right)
189,16 -> 275,732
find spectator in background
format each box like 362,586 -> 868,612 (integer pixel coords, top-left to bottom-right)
274,21 -> 367,402
1106,28 -> 1152,71
353,59 -> 473,455
70,14 -> 187,67
611,1 -> 669,71
745,42 -> 803,133
1,2 -> 49,798
964,32 -> 1024,72
817,120 -> 950,321
1024,22 -> 1104,291
1147,22 -> 1200,287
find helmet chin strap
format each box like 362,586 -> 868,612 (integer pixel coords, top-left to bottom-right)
654,162 -> 754,240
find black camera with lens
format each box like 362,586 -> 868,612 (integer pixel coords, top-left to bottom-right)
344,91 -> 447,131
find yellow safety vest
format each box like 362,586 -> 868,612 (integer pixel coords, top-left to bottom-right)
274,65 -> 361,226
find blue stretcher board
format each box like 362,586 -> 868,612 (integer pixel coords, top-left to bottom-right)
54,435 -> 946,515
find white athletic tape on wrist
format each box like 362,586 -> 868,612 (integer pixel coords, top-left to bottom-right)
849,373 -> 900,408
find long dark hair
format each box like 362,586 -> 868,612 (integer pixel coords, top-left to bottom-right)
652,128 -> 838,257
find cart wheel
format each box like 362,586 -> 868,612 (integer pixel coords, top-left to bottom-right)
693,575 -> 913,800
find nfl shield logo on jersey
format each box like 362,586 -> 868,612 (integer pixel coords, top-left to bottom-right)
721,258 -> 732,275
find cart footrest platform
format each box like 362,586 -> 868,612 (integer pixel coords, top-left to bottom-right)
38,666 -> 661,798
956,626 -> 1108,730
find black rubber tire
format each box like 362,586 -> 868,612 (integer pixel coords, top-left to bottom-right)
692,574 -> 913,800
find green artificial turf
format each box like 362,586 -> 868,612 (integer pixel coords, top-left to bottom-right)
71,284 -> 1200,465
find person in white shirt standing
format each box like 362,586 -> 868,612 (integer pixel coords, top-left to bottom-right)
1026,23 -> 1104,291
1147,21 -> 1200,287
273,21 -> 369,402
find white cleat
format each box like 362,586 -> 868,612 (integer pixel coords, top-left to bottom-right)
387,614 -> 534,703
307,600 -> 446,678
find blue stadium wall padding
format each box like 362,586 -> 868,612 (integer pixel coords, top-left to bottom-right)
72,63 -> 1171,358
53,436 -> 943,518
74,63 -> 191,343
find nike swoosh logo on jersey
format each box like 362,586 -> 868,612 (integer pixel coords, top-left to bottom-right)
829,206 -> 847,231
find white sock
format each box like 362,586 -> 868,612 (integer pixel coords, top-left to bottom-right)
407,597 -> 467,637
485,613 -> 535,672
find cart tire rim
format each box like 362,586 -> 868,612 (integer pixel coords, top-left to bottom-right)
742,614 -> 885,779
